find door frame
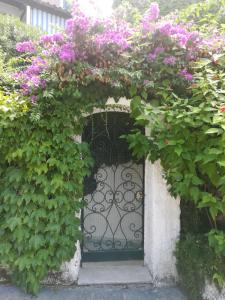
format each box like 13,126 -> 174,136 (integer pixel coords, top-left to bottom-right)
81,108 -> 145,262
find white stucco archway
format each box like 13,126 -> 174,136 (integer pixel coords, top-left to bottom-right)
58,98 -> 180,285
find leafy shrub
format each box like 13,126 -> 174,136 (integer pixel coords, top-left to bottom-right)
0,14 -> 41,62
113,0 -> 202,24
126,49 -> 225,293
177,0 -> 225,35
0,14 -> 41,89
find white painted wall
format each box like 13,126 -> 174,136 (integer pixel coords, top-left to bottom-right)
144,160 -> 180,284
60,241 -> 81,283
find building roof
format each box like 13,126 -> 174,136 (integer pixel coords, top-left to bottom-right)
0,0 -> 71,18
42,0 -> 62,7
31,0 -> 71,17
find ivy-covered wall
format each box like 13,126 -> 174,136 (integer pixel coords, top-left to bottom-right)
0,93 -> 93,293
0,0 -> 225,297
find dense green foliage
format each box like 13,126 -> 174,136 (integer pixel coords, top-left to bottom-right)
0,14 -> 41,62
113,0 -> 202,23
178,0 -> 225,35
176,234 -> 225,300
0,89 -> 93,293
128,55 -> 225,225
0,0 -> 225,295
125,1 -> 225,295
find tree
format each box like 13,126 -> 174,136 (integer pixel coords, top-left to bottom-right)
113,0 -> 203,24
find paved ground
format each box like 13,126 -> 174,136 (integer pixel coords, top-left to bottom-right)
78,261 -> 152,285
0,284 -> 186,300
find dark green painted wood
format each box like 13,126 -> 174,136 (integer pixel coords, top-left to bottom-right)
82,250 -> 144,262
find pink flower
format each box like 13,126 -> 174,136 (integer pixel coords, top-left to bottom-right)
180,69 -> 193,81
16,41 -> 36,53
40,33 -> 64,44
66,14 -> 90,35
174,33 -> 189,47
142,2 -> 159,31
95,20 -> 132,50
188,31 -> 199,42
158,23 -> 199,48
159,23 -> 173,35
163,56 -> 176,65
58,43 -> 76,62
30,76 -> 41,87
148,53 -> 156,61
40,34 -> 53,44
148,2 -> 160,21
27,57 -> 47,74
148,46 -> 164,61
21,83 -> 30,95
31,95 -> 38,104
52,33 -> 64,43
48,45 -> 60,56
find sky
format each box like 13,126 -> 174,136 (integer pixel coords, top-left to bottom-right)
77,0 -> 113,18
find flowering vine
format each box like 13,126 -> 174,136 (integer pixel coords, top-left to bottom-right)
1,1 -> 225,295
14,1 -> 224,104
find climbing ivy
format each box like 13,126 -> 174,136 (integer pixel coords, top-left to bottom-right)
126,54 -> 225,296
0,90 -> 93,294
0,0 -> 225,295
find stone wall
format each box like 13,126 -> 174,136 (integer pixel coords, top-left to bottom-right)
203,281 -> 225,300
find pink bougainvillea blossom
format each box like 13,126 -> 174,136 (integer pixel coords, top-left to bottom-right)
31,95 -> 38,104
66,2 -> 91,35
66,15 -> 91,35
148,46 -> 164,61
58,43 -> 76,62
13,1 -> 223,104
95,20 -> 133,50
202,35 -> 225,52
180,69 -> 193,81
16,41 -> 36,53
159,22 -> 173,35
142,2 -> 159,31
163,56 -> 177,65
148,2 -> 160,21
40,33 -> 64,44
14,56 -> 48,94
26,57 -> 48,75
158,23 -> 200,48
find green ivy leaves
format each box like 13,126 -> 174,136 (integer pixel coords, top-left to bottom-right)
127,56 -> 225,289
0,93 -> 93,294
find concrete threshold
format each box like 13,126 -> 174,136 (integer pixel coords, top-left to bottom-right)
78,261 -> 152,286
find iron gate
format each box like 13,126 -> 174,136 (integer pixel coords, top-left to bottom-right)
82,112 -> 144,261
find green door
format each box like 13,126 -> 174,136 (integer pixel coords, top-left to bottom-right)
82,112 -> 144,262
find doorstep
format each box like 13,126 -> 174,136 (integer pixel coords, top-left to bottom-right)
78,261 -> 152,286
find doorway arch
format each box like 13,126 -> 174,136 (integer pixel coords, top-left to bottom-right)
60,99 -> 180,285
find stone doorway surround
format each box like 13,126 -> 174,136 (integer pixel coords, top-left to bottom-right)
59,98 -> 181,286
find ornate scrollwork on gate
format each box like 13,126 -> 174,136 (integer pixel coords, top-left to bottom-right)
83,162 -> 144,253
82,112 -> 144,257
